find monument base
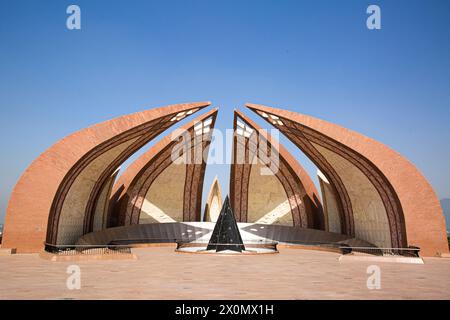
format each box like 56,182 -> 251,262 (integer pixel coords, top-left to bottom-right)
176,240 -> 278,255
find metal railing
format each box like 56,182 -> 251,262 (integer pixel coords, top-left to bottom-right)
176,239 -> 278,251
46,238 -> 419,257
110,238 -> 278,246
275,240 -> 347,249
339,246 -> 420,257
44,243 -> 132,256
108,238 -> 177,245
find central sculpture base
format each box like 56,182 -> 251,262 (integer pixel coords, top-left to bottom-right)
175,197 -> 278,254
175,241 -> 278,255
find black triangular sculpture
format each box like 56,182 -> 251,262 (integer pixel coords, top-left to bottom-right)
206,196 -> 245,252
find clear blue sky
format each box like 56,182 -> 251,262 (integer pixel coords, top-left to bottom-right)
1,0 -> 450,224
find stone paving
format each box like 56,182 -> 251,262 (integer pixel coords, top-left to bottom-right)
1,247 -> 450,299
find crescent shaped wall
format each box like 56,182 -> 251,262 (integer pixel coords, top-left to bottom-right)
108,109 -> 218,226
230,110 -> 324,229
247,103 -> 448,256
317,170 -> 342,234
1,102 -> 210,252
203,176 -> 223,223
92,167 -> 120,232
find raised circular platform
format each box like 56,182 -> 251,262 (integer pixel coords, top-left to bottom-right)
77,222 -> 374,248
175,240 -> 278,255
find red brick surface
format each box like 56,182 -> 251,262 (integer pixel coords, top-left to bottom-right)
247,103 -> 449,256
1,102 -> 210,253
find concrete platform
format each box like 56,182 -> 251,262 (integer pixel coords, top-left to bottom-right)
1,247 -> 450,299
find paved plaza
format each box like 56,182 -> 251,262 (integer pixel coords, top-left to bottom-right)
1,247 -> 450,300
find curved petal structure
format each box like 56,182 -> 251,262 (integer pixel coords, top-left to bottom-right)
247,103 -> 448,256
108,108 -> 218,226
230,110 -> 324,229
204,176 -> 223,223
2,102 -> 210,252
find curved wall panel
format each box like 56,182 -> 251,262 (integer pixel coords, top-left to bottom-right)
2,102 -> 209,252
315,144 -> 391,247
230,110 -> 324,229
204,176 -> 223,223
108,109 -> 218,226
139,161 -> 186,223
247,103 -> 448,256
318,170 -> 341,234
247,162 -> 293,225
